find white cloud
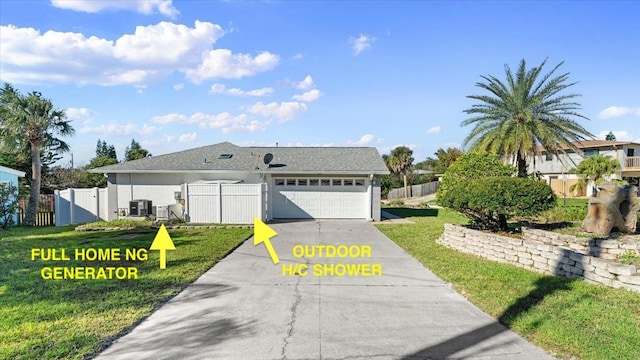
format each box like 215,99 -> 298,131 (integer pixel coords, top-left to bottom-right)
292,89 -> 321,102
598,106 -> 640,119
295,75 -> 313,90
65,107 -> 93,124
222,120 -> 268,134
113,21 -> 223,64
0,22 -> 280,87
248,101 -> 307,122
596,130 -> 632,141
151,111 -> 268,133
79,122 -> 160,136
185,49 -> 279,83
349,34 -> 375,55
292,53 -> 304,60
426,126 -> 441,134
346,134 -> 376,146
178,132 -> 197,142
51,0 -> 179,18
173,83 -> 184,91
210,83 -> 274,97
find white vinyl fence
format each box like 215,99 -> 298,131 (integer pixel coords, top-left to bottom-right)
185,183 -> 265,224
55,188 -> 108,226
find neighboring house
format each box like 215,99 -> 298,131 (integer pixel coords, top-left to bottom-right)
91,142 -> 389,223
525,140 -> 640,197
0,165 -> 26,225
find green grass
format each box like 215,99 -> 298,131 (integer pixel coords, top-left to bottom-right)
556,197 -> 589,207
0,225 -> 251,360
79,218 -> 154,229
376,208 -> 640,360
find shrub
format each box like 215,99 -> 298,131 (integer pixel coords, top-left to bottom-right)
437,152 -> 515,207
388,198 -> 405,207
0,182 -> 20,230
541,205 -> 587,223
445,177 -> 556,231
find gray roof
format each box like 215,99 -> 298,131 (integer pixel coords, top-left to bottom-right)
90,142 -> 389,175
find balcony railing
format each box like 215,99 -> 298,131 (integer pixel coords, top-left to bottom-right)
626,156 -> 640,169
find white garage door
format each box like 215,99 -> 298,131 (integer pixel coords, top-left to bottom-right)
273,178 -> 369,219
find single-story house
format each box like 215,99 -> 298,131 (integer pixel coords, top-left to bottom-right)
91,142 -> 389,223
0,165 -> 25,225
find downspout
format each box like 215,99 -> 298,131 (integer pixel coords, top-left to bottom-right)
129,173 -> 133,201
368,174 -> 374,220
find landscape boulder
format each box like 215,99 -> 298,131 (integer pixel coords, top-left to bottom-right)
582,183 -> 640,235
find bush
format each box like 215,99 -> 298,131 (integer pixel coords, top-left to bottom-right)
437,152 -> 515,207
541,205 -> 587,223
387,198 -> 405,207
445,177 -> 556,231
0,182 -> 20,230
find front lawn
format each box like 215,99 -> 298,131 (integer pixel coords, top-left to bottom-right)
0,225 -> 252,360
376,208 -> 640,360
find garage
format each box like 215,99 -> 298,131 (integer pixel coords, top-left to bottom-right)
92,142 -> 388,222
273,177 -> 369,219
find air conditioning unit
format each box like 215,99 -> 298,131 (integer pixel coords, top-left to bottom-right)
156,205 -> 169,220
168,204 -> 183,220
129,200 -> 152,217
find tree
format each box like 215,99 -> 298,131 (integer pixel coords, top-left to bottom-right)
605,131 -> 616,141
385,146 -> 414,198
124,139 -> 151,161
417,147 -> 464,174
462,58 -> 594,178
82,139 -> 118,188
96,139 -> 117,159
0,84 -> 74,226
45,166 -> 84,190
445,177 -> 556,231
569,154 -> 621,196
84,156 -> 118,187
0,182 -> 20,229
437,152 -> 515,207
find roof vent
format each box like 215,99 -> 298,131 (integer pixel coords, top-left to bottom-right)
218,153 -> 233,159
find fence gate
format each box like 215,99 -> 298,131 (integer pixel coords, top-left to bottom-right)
55,188 -> 108,226
185,183 -> 264,224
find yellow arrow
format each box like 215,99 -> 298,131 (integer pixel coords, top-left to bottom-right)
253,217 -> 279,264
150,224 -> 176,269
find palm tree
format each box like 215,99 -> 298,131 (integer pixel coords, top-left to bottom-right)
0,84 -> 74,225
462,58 -> 594,177
569,154 -> 621,196
386,146 -> 414,198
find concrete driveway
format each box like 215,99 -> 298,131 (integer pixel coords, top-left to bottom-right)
96,220 -> 555,360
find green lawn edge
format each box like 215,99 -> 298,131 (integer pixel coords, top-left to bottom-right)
0,226 -> 252,360
376,207 -> 640,360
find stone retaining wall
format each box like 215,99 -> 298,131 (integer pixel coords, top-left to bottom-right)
437,224 -> 640,293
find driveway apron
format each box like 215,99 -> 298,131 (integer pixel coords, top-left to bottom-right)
96,220 -> 555,360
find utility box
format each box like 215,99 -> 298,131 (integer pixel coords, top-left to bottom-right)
129,200 -> 152,217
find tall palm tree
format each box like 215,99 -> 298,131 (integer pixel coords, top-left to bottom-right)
462,58 -> 594,177
387,146 -> 414,198
0,84 -> 74,225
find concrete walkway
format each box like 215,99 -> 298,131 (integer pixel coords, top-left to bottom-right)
96,220 -> 555,360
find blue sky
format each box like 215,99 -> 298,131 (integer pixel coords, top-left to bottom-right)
1,0 -> 639,167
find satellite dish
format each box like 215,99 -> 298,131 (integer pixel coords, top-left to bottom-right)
263,153 -> 274,165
